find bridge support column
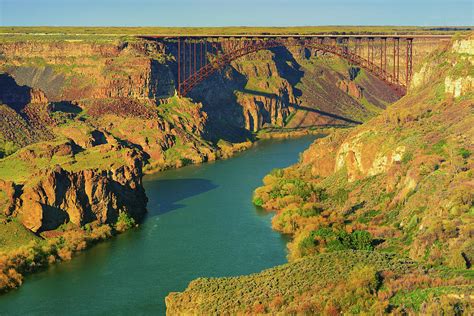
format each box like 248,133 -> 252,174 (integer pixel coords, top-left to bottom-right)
406,38 -> 413,87
393,38 -> 400,85
177,38 -> 181,95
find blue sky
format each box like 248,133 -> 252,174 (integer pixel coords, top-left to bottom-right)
0,0 -> 472,26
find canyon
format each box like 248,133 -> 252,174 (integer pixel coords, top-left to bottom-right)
0,28 -> 472,314
0,32 -> 402,245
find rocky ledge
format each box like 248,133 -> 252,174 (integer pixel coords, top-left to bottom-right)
1,147 -> 147,234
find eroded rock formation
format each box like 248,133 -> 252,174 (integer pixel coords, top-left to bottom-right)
14,150 -> 147,233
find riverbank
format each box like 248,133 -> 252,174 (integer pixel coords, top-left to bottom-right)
256,125 -> 352,140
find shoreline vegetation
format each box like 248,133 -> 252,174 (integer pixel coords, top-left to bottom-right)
0,212 -> 136,294
256,126 -> 351,140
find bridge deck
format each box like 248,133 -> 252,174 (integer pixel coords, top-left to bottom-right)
143,34 -> 453,40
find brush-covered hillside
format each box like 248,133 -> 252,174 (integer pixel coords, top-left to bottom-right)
166,35 -> 474,314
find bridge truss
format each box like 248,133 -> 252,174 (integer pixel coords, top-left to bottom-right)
145,35 -> 451,97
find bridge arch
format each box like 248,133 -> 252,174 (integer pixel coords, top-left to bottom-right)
143,35 -> 450,97
176,38 -> 409,97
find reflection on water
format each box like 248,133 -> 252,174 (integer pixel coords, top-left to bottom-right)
0,136 -> 319,315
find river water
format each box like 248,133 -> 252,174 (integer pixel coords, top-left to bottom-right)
0,136 -> 317,315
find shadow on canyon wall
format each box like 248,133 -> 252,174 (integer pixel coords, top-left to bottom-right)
240,88 -> 362,125
269,46 -> 304,98
287,104 -> 362,125
0,73 -> 31,111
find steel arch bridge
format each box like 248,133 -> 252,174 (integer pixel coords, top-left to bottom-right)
143,35 -> 451,97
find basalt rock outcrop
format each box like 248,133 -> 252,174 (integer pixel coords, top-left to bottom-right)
0,41 -> 171,102
13,149 -> 147,233
338,79 -> 363,100
0,36 -> 442,140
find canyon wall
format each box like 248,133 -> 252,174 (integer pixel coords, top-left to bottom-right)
0,37 -> 410,140
16,150 -> 146,233
253,37 -> 474,266
0,40 -> 173,101
0,36 -> 440,244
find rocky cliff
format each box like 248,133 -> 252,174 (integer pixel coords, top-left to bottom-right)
189,45 -> 403,136
0,38 -> 246,247
0,40 -> 173,101
17,150 -> 146,233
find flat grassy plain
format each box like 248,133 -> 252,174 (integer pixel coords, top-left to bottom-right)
0,26 -> 471,42
1,26 -> 471,35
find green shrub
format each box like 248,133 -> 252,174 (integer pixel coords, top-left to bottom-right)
314,228 -> 335,239
357,210 -> 381,224
253,197 -> 263,207
350,231 -> 374,251
0,141 -> 18,158
298,232 -> 318,256
297,207 -> 321,218
269,178 -> 313,200
269,168 -> 284,177
313,229 -> 374,252
327,239 -> 350,252
115,211 -> 136,232
402,152 -> 414,164
459,147 -> 471,159
314,187 -> 329,201
431,139 -> 447,156
333,188 -> 349,205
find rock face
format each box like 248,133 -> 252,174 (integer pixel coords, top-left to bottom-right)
445,75 -> 474,98
0,41 -> 171,102
0,104 -> 43,147
237,85 -> 294,132
0,179 -> 19,216
338,79 -> 363,99
29,88 -> 48,104
306,38 -> 474,183
0,37 -> 444,139
16,151 -> 147,233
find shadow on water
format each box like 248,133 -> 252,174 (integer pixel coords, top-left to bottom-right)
144,178 -> 219,215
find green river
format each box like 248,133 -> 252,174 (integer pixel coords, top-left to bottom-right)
0,136 -> 317,315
